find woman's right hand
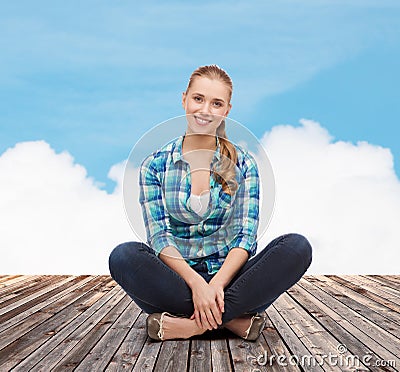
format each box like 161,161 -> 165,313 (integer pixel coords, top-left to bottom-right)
189,277 -> 223,330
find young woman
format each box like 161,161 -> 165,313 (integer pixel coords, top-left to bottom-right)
109,65 -> 312,342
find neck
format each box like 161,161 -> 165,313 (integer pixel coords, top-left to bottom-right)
182,133 -> 216,151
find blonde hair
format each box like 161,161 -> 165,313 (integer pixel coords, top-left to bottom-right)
186,65 -> 238,195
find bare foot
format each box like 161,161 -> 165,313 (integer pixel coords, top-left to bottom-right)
161,315 -> 208,340
223,315 -> 254,338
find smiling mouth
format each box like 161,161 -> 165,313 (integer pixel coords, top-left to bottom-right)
194,115 -> 212,125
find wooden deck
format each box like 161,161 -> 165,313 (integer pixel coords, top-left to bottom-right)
0,275 -> 399,371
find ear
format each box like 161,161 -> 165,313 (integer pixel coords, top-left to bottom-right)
224,102 -> 232,117
182,92 -> 187,109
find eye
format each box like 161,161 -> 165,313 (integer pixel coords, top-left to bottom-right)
213,101 -> 223,108
193,96 -> 203,102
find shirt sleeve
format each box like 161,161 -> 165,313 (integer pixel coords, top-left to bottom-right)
228,151 -> 260,257
138,156 -> 179,256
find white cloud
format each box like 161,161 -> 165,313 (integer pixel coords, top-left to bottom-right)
258,119 -> 400,274
0,141 -> 134,275
1,121 -> 399,275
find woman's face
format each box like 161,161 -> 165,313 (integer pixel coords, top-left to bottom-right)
182,76 -> 232,136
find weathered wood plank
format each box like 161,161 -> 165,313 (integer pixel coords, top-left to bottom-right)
0,275 -> 75,318
0,276 -> 104,350
309,275 -> 400,336
0,275 -> 24,285
14,284 -> 122,371
333,275 -> 400,313
359,276 -> 400,300
299,278 -> 400,357
188,339 -> 211,372
318,275 -> 400,324
210,339 -> 232,372
364,276 -> 400,293
273,293 -> 364,371
130,331 -> 162,371
262,315 -> 301,371
0,276 -> 110,369
287,282 -> 399,371
0,275 -> 38,293
266,304 -> 324,372
349,275 -> 400,303
153,340 -> 190,372
0,275 -> 398,371
375,275 -> 400,286
0,276 -> 54,302
0,275 -> 95,333
0,275 -> 59,307
358,276 -> 400,301
229,335 -> 274,372
75,300 -> 142,371
50,292 -> 131,371
223,312 -> 288,372
105,311 -> 150,371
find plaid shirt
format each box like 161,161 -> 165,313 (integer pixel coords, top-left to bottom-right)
139,134 -> 260,275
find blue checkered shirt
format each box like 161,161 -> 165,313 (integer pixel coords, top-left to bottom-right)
139,135 -> 260,275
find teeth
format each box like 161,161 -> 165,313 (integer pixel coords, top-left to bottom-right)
195,116 -> 210,124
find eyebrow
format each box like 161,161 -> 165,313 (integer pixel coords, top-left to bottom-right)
191,92 -> 226,103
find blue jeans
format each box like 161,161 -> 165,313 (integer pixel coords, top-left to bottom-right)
108,233 -> 312,324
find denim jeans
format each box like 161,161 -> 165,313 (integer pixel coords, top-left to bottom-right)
108,233 -> 312,324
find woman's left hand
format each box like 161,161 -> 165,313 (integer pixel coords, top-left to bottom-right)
208,279 -> 225,314
189,279 -> 225,324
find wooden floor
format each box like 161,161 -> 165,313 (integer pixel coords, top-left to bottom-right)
0,275 -> 399,372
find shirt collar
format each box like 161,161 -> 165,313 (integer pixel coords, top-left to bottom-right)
172,134 -> 221,164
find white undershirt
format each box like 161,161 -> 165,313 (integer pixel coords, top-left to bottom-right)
189,191 -> 210,216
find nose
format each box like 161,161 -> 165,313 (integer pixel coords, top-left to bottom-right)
200,102 -> 213,120
200,101 -> 212,115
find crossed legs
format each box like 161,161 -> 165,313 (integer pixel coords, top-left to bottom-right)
108,233 -> 312,339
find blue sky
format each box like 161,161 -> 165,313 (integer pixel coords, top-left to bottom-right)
1,0 -> 399,192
